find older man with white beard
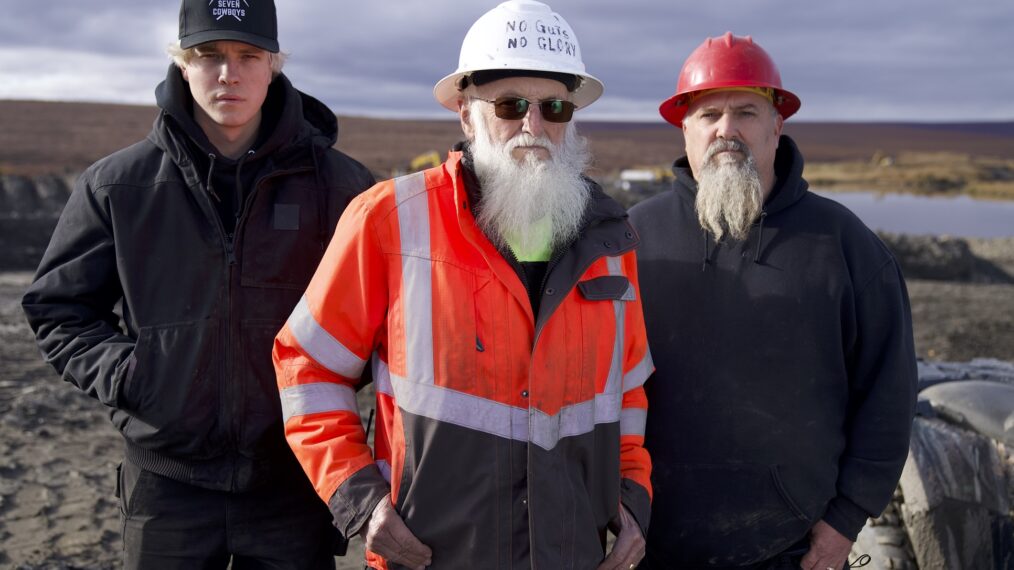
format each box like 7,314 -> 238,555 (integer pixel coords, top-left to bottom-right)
630,33 -> 916,570
272,2 -> 653,569
466,78 -> 593,269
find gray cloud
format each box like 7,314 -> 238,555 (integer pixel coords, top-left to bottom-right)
1,0 -> 1011,120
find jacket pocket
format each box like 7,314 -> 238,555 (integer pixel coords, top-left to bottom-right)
576,275 -> 634,397
236,318 -> 287,451
577,275 -> 635,301
654,462 -> 812,567
240,191 -> 325,290
121,318 -> 225,458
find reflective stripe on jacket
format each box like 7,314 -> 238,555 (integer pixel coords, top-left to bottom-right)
274,151 -> 653,569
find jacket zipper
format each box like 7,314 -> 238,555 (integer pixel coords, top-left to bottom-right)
226,164 -> 314,453
191,155 -> 237,488
196,154 -> 315,477
520,222 -> 634,568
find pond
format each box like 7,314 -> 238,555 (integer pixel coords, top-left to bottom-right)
814,191 -> 1014,238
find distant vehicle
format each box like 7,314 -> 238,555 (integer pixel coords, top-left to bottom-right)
616,166 -> 673,192
853,359 -> 1014,569
409,151 -> 442,173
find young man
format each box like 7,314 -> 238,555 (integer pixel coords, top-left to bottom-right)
630,33 -> 917,570
22,1 -> 374,567
273,2 -> 653,568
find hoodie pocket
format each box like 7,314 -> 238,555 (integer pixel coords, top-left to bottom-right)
121,318 -> 225,457
655,462 -> 811,567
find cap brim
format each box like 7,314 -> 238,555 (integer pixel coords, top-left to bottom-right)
433,68 -> 604,112
180,30 -> 279,53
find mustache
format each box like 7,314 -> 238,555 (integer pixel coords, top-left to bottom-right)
505,133 -> 555,153
703,138 -> 751,164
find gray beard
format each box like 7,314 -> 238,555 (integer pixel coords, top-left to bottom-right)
468,100 -> 592,256
694,139 -> 764,242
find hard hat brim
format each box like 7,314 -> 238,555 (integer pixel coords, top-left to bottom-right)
434,68 -> 604,113
659,86 -> 801,127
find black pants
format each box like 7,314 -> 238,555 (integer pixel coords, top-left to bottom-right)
638,536 -> 848,570
117,456 -> 338,570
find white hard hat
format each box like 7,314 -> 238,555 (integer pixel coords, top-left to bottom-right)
433,0 -> 604,112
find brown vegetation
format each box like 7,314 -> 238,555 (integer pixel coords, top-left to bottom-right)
805,152 -> 1014,199
2,100 -> 1013,187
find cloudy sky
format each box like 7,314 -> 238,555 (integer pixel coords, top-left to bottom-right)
1,0 -> 1011,122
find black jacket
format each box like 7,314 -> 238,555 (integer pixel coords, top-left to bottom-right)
629,136 -> 917,567
22,65 -> 374,492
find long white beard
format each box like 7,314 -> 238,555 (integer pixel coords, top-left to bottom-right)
468,100 -> 591,256
694,138 -> 764,242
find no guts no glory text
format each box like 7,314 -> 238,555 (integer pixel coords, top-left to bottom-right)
504,18 -> 578,56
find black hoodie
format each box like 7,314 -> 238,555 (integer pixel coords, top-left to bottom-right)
629,135 -> 917,567
23,65 -> 374,492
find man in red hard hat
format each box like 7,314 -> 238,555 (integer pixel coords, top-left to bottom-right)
630,33 -> 917,569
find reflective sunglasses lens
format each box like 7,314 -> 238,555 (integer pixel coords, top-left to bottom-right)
493,97 -> 529,120
490,97 -> 575,122
540,100 -> 575,123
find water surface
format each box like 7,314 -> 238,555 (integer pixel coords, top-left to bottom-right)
814,191 -> 1014,238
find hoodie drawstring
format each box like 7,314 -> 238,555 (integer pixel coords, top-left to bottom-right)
700,211 -> 767,270
205,153 -> 220,202
754,212 -> 767,263
235,149 -> 255,220
701,231 -> 710,272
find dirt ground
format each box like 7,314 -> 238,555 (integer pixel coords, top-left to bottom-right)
1,263 -> 1012,568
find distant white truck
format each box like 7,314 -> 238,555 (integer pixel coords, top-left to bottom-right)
617,167 -> 672,192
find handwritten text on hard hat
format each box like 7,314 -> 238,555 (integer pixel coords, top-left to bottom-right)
504,20 -> 578,57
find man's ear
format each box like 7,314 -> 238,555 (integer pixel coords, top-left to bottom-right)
181,65 -> 189,82
459,98 -> 475,140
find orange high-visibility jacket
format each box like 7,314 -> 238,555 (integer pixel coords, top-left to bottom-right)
274,151 -> 653,569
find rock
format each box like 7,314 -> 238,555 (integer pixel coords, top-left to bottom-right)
918,358 -> 1014,388
0,175 -> 42,216
879,232 -> 1014,284
0,174 -> 74,271
33,175 -> 70,214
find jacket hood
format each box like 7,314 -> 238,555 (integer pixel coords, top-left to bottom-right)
149,64 -> 339,169
670,134 -> 808,216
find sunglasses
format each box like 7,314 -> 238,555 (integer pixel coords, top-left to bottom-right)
476,96 -> 577,123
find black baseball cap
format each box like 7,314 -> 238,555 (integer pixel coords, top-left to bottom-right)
179,0 -> 279,53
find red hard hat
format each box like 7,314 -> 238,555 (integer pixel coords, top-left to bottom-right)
659,32 -> 801,127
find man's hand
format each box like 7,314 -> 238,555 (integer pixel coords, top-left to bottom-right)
363,494 -> 432,570
597,504 -> 645,570
800,519 -> 852,570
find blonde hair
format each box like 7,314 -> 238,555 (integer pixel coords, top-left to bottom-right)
167,41 -> 287,77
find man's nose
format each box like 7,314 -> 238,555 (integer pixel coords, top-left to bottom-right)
715,114 -> 737,139
218,60 -> 240,84
522,103 -> 544,138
